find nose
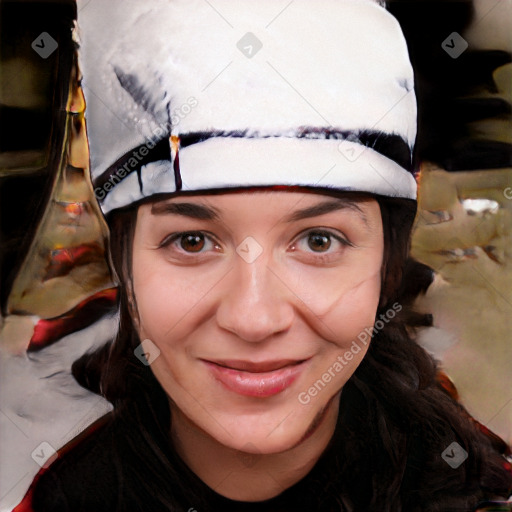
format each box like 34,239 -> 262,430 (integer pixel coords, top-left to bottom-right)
215,253 -> 294,342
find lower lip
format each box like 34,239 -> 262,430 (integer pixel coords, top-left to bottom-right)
203,360 -> 308,398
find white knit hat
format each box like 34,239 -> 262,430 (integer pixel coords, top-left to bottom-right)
76,0 -> 417,214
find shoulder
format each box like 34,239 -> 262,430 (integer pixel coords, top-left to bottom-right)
14,413 -> 123,512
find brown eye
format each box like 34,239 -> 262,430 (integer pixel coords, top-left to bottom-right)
158,230 -> 221,259
288,228 -> 353,263
307,231 -> 332,252
180,233 -> 205,252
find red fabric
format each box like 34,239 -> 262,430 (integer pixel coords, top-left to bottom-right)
44,243 -> 103,281
437,370 -> 512,458
28,287 -> 118,351
13,415 -> 111,512
436,369 -> 460,401
12,468 -> 46,512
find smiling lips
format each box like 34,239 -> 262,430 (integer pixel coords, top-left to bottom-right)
203,359 -> 309,397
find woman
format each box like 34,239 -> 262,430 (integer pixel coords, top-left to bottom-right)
17,0 -> 512,510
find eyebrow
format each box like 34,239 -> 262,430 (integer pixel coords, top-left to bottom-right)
150,198 -> 367,224
151,201 -> 222,220
283,198 -> 368,224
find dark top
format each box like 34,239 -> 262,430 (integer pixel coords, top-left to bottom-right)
14,401 -> 511,512
15,409 -> 350,512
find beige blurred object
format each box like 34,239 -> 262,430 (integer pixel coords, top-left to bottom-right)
413,165 -> 512,444
0,315 -> 38,355
471,65 -> 512,144
412,4 -> 512,443
0,65 -> 113,354
0,57 -> 50,174
465,0 -> 512,53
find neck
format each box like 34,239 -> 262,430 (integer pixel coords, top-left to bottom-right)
169,394 -> 340,502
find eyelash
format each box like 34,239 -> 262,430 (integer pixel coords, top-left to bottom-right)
158,229 -> 354,262
290,229 -> 354,262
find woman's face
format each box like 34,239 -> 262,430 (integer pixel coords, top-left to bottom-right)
131,190 -> 384,454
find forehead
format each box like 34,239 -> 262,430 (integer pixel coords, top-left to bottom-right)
138,189 -> 381,228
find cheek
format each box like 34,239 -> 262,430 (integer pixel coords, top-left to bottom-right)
131,251 -> 210,343
281,254 -> 383,346
293,261 -> 382,402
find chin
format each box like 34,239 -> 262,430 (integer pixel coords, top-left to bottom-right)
204,396 -> 338,455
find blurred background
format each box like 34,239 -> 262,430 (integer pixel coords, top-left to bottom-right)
0,0 -> 511,509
